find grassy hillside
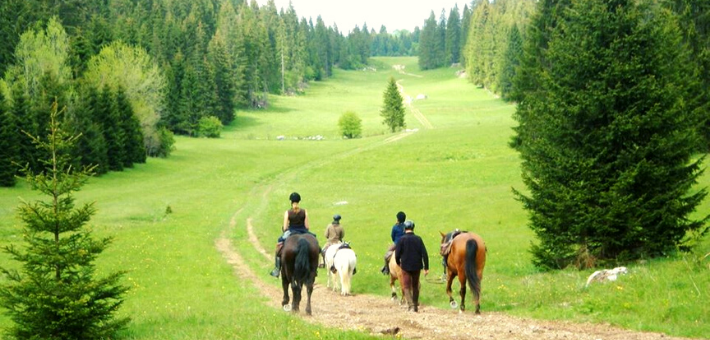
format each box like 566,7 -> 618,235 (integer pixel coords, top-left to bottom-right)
1,56 -> 708,339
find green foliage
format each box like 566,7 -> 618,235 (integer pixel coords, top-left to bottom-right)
499,24 -> 523,101
512,0 -> 708,269
445,5 -> 462,65
338,111 -> 362,138
380,77 -> 406,132
0,91 -> 18,186
66,84 -> 109,175
197,115 -> 223,138
0,102 -> 129,339
83,41 -> 166,154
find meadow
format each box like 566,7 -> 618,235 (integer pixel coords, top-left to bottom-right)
0,56 -> 708,339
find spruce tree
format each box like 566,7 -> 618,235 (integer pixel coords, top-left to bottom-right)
511,0 -> 708,269
446,5 -> 462,65
116,85 -> 146,166
11,81 -> 38,173
0,91 -> 18,186
380,76 -> 406,133
499,24 -> 522,101
0,102 -> 130,339
68,85 -> 109,175
98,85 -> 125,171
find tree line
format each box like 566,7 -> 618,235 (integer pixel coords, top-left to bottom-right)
0,0 -> 419,187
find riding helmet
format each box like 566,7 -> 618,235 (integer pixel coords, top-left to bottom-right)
333,214 -> 342,223
404,220 -> 415,230
396,211 -> 406,223
289,192 -> 301,203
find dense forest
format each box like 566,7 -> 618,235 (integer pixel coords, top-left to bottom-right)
0,0 -> 425,186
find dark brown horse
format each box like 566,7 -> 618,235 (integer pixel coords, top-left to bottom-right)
280,233 -> 319,315
440,230 -> 486,314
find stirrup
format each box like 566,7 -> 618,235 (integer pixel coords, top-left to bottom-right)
270,268 -> 280,277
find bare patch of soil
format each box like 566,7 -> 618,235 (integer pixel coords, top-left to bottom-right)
215,215 -> 694,340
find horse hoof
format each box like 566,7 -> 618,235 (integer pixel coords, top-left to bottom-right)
283,304 -> 292,312
450,301 -> 458,309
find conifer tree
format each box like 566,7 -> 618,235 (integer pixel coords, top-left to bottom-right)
116,85 -> 146,166
499,24 -> 522,101
98,85 -> 125,171
380,76 -> 406,132
511,0 -> 708,269
67,85 -> 109,175
0,91 -> 18,186
0,102 -> 130,339
446,5 -> 462,65
11,80 -> 38,173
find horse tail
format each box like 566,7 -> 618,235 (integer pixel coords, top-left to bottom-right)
294,237 -> 311,283
464,238 -> 481,303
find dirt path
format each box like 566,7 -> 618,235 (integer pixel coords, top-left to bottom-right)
216,215 -> 696,340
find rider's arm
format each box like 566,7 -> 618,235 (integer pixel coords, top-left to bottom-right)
283,211 -> 289,231
304,210 -> 310,229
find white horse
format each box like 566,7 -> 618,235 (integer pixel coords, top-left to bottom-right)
324,242 -> 357,296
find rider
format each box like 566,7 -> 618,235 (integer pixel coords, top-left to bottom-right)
395,220 -> 429,312
381,211 -> 406,275
321,214 -> 344,267
270,192 -> 310,277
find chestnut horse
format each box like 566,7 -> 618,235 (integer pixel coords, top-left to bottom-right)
388,250 -> 405,304
280,233 -> 319,315
439,230 -> 486,314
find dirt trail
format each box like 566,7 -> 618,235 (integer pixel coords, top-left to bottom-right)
215,215 -> 697,340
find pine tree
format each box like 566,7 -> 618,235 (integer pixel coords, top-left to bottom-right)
116,85 -> 146,166
11,81 -> 38,173
446,5 -> 462,65
511,0 -> 708,269
0,91 -> 18,186
380,76 -> 406,132
0,102 -> 130,339
67,85 -> 109,175
98,85 -> 125,171
499,24 -> 522,101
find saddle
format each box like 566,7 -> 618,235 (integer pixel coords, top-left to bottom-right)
337,242 -> 351,250
440,230 -> 465,256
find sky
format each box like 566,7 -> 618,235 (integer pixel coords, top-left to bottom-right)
254,0 -> 469,33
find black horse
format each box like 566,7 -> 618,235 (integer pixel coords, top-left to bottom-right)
280,233 -> 319,315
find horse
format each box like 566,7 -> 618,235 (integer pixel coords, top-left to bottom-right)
280,233 -> 320,315
324,242 -> 357,296
388,250 -> 405,304
439,230 -> 487,314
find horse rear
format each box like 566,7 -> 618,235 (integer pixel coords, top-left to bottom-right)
280,233 -> 319,315
332,246 -> 357,296
440,231 -> 486,314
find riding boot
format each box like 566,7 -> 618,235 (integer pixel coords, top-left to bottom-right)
270,257 -> 281,277
270,243 -> 283,277
381,252 -> 391,275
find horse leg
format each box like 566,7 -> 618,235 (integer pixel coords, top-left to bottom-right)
445,271 -> 456,308
281,276 -> 290,308
458,273 -> 467,313
291,282 -> 301,313
389,275 -> 398,300
475,270 -> 484,314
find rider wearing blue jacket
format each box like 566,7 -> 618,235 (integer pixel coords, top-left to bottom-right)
381,211 -> 406,275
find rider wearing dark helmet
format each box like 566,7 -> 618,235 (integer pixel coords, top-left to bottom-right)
270,192 -> 311,277
321,214 -> 345,267
381,211 -> 407,275
395,220 -> 429,312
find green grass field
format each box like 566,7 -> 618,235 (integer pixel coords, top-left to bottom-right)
1,56 -> 709,339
